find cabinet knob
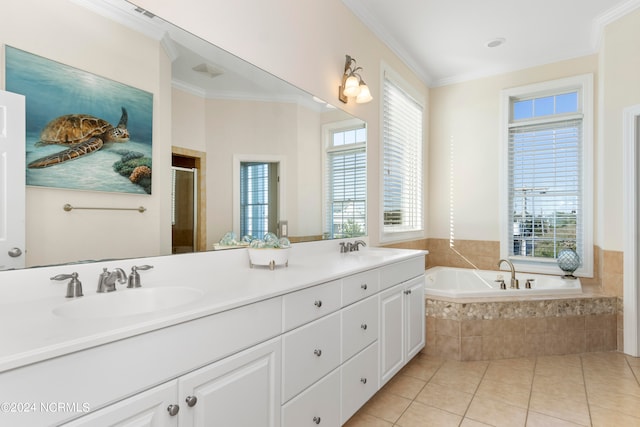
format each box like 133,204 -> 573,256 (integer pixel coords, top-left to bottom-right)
361,323 -> 368,330
167,404 -> 180,416
361,283 -> 368,290
314,349 -> 322,357
185,395 -> 198,407
360,377 -> 367,384
404,289 -> 412,295
313,416 -> 322,424
314,300 -> 322,308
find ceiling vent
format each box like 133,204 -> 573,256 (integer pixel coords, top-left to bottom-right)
133,7 -> 155,19
192,63 -> 224,78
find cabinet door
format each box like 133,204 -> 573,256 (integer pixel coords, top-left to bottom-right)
178,337 -> 281,427
379,284 -> 405,386
61,381 -> 177,427
405,276 -> 426,360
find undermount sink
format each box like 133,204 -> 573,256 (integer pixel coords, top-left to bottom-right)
52,287 -> 205,319
346,247 -> 394,258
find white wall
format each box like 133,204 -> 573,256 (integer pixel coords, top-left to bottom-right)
1,0 -> 172,266
599,9 -> 640,251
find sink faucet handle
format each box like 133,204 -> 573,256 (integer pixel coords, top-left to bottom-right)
127,265 -> 154,288
353,240 -> 367,251
51,272 -> 83,298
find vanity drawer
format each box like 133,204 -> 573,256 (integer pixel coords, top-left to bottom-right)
342,269 -> 380,306
341,342 -> 379,424
341,295 -> 378,362
281,368 -> 340,427
281,311 -> 341,403
380,256 -> 425,290
282,279 -> 341,332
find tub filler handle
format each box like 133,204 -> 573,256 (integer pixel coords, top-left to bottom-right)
495,279 -> 507,290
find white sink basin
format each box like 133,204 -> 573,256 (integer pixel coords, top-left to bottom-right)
346,247 -> 394,258
52,287 -> 205,319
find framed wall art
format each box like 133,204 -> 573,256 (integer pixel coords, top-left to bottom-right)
5,46 -> 154,194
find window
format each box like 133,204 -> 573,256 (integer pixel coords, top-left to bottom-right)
381,68 -> 424,241
500,75 -> 593,276
323,120 -> 367,239
240,161 -> 278,238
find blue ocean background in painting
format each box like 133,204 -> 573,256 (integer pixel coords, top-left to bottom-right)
5,46 -> 154,194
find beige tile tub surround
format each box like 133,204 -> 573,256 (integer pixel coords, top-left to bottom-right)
345,351 -> 640,427
426,296 -> 618,361
389,238 -> 627,352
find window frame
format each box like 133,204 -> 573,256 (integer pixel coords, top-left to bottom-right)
499,74 -> 593,277
379,64 -> 426,244
321,118 -> 368,239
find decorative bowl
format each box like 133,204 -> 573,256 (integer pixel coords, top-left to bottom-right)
247,247 -> 290,270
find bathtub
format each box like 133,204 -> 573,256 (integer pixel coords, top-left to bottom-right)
424,266 -> 582,298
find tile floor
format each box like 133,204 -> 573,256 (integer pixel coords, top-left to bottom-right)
345,351 -> 640,427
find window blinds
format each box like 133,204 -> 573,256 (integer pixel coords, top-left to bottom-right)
325,147 -> 366,238
240,162 -> 270,237
508,118 -> 582,258
382,76 -> 423,233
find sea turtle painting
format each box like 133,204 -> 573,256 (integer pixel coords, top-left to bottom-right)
28,107 -> 130,168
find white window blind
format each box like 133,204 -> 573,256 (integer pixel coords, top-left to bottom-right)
240,162 -> 271,238
324,125 -> 367,238
382,75 -> 423,236
509,118 -> 582,259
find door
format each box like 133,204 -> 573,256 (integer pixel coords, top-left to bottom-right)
60,381 -> 177,427
0,90 -> 25,270
171,165 -> 197,254
178,337 -> 281,427
379,284 -> 405,386
405,276 -> 426,359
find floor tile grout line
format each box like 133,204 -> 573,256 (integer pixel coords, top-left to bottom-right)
523,355 -> 538,427
455,357 -> 491,426
580,354 -> 595,427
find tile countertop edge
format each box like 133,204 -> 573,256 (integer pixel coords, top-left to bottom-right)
0,246 -> 428,373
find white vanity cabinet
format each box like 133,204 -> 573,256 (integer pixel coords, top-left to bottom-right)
63,337 -> 281,427
4,249 -> 426,427
379,275 -> 425,386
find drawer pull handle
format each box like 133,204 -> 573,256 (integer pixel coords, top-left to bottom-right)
313,416 -> 322,424
404,289 -> 412,295
185,395 -> 197,407
314,300 -> 322,308
361,323 -> 368,330
361,377 -> 367,384
361,283 -> 368,290
314,349 -> 322,357
167,404 -> 180,416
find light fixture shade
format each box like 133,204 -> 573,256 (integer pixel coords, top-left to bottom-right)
343,75 -> 361,97
355,83 -> 372,103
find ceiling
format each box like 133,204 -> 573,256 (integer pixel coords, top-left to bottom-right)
342,0 -> 640,87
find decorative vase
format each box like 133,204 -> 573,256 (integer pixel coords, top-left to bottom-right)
557,248 -> 580,279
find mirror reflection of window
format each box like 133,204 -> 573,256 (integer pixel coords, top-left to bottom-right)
240,162 -> 279,238
323,121 -> 367,239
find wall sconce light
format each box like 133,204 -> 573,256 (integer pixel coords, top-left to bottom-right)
339,55 -> 373,104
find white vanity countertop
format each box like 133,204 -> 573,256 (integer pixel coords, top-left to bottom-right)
0,243 -> 426,373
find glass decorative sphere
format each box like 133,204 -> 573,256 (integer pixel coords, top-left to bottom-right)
557,248 -> 580,278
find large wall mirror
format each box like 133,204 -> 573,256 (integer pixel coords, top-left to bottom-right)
1,0 -> 366,269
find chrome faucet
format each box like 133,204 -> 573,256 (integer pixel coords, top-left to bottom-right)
97,268 -> 127,293
339,240 -> 367,253
497,259 -> 519,289
353,240 -> 367,251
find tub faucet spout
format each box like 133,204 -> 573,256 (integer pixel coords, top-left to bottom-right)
498,259 -> 519,289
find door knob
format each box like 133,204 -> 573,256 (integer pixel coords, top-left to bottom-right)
8,248 -> 22,257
